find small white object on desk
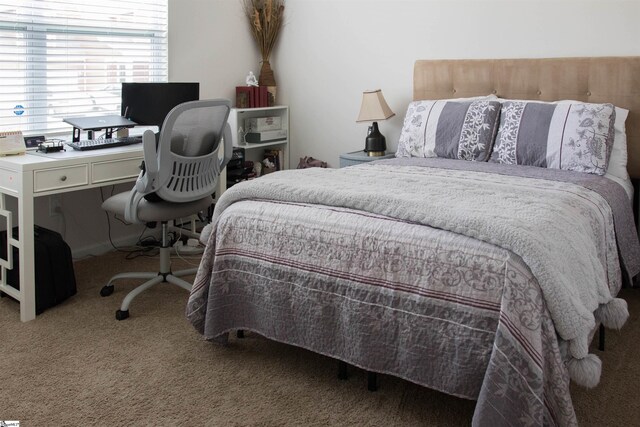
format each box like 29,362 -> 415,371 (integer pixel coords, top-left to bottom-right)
0,130 -> 26,156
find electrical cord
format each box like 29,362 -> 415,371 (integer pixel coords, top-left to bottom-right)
100,186 -> 157,257
98,187 -> 205,263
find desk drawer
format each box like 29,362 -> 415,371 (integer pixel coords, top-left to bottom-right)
92,157 -> 142,184
34,165 -> 88,193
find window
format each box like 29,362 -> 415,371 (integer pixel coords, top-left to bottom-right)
0,0 -> 168,136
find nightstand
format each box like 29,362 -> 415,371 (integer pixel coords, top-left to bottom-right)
339,150 -> 395,168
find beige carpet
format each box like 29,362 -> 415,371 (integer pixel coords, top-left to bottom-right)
1,251 -> 639,426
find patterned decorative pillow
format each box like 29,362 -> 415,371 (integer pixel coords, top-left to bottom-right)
396,98 -> 501,161
491,101 -> 616,175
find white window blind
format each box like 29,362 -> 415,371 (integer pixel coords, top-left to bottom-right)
0,0 -> 168,136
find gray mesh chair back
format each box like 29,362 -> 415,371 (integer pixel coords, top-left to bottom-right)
135,99 -> 232,204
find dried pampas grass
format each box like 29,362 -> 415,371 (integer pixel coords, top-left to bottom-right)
242,0 -> 285,63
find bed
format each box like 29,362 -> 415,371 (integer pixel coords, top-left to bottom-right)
186,57 -> 640,426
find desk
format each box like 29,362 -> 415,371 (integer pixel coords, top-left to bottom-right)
0,145 -> 144,322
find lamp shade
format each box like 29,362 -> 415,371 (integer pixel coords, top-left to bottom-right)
356,89 -> 395,122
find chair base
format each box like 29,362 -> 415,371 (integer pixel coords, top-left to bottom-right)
101,268 -> 195,320
100,222 -> 196,320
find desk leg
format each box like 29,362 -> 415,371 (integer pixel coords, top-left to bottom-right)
18,183 -> 36,322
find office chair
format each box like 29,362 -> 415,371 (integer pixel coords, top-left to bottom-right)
100,99 -> 232,320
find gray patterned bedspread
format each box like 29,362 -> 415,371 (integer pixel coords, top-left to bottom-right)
186,158 -> 640,426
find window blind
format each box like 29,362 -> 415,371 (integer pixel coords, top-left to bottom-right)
0,0 -> 168,136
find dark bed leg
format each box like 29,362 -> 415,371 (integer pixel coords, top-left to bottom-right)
237,330 -> 245,339
338,360 -> 348,380
598,324 -> 605,351
367,371 -> 378,392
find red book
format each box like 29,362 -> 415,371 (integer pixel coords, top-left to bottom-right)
259,86 -> 268,107
235,86 -> 251,108
249,86 -> 257,108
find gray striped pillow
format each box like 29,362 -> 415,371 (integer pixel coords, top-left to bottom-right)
491,101 -> 616,175
396,99 -> 501,161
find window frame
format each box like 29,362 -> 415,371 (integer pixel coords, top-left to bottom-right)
0,0 -> 168,137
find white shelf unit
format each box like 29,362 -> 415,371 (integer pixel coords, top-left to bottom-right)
217,105 -> 289,197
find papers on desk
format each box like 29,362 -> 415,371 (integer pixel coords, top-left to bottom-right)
0,131 -> 26,156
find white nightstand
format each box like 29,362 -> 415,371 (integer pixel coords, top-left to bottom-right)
339,150 -> 395,168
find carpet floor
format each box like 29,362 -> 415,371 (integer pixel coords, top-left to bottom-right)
1,250 -> 639,426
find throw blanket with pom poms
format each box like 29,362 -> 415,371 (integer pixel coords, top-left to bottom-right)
209,158 -> 639,388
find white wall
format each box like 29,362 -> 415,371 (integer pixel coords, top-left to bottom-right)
169,0 -> 640,168
29,183 -> 143,257
27,0 -> 639,255
168,0 -> 258,100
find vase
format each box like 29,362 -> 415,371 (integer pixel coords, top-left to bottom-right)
259,60 -> 277,106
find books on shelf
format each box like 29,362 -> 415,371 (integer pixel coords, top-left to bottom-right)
235,85 -> 269,108
262,148 -> 284,175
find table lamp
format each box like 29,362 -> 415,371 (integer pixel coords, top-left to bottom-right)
356,89 -> 395,156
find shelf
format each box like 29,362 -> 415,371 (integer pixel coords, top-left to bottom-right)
224,105 -> 289,197
234,105 -> 288,113
229,105 -> 289,152
236,139 -> 288,150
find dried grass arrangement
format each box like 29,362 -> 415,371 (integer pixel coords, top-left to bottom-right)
242,0 -> 285,87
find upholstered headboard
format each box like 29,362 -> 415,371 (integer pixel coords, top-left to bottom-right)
414,57 -> 640,178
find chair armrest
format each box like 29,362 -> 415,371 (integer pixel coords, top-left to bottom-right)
220,123 -> 233,172
124,185 -> 146,224
135,130 -> 159,194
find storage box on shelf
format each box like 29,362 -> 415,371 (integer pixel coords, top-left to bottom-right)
219,106 -> 289,196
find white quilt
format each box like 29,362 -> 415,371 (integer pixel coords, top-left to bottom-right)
213,163 -> 627,384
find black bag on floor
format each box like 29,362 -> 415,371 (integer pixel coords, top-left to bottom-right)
0,225 -> 77,314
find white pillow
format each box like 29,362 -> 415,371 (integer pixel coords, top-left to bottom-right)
604,106 -> 630,182
557,102 -> 632,199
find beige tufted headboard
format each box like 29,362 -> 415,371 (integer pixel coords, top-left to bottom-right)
414,57 -> 640,178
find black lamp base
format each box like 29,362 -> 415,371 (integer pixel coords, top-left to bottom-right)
364,122 -> 386,157
367,150 -> 386,157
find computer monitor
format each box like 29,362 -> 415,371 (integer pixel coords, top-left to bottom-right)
120,82 -> 200,130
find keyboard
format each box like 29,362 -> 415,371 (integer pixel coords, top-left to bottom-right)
67,136 -> 142,151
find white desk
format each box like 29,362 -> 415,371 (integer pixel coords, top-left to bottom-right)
0,145 -> 144,322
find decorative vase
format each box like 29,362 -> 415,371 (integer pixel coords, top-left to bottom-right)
259,60 -> 277,106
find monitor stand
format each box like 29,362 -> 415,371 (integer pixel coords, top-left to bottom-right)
63,115 -> 137,142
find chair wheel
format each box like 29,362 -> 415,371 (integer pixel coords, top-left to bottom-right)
115,309 -> 129,320
100,285 -> 114,297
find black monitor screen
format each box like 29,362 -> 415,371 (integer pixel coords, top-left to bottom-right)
120,82 -> 200,129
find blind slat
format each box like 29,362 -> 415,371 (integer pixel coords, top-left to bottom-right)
0,0 -> 168,135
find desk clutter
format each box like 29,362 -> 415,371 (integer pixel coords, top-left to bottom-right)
0,131 -> 68,155
226,146 -> 286,189
0,130 -> 26,156
37,140 -> 66,153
